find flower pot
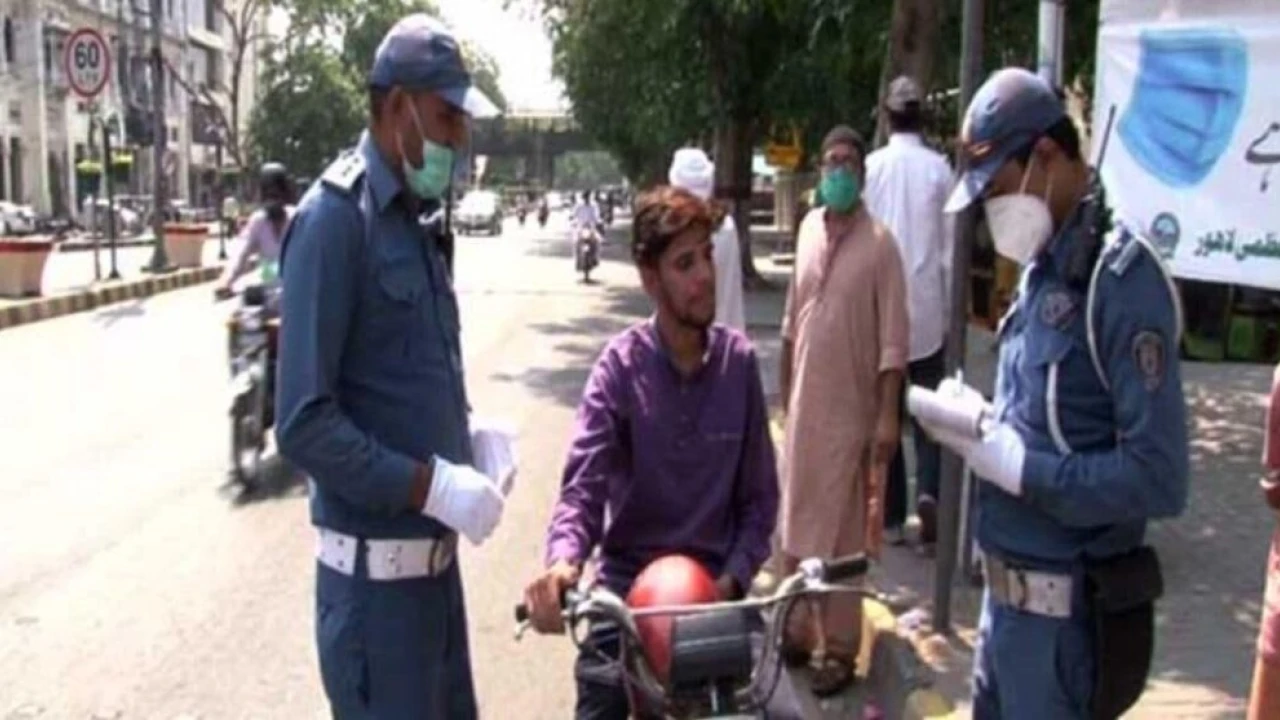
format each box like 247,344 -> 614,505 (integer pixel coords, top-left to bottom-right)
162,223 -> 209,268
0,237 -> 54,297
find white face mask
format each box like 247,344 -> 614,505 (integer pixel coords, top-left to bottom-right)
984,157 -> 1054,265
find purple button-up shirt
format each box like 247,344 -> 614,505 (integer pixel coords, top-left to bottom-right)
545,321 -> 779,595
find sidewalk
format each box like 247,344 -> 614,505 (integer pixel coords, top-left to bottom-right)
745,268 -> 1269,717
0,240 -> 237,331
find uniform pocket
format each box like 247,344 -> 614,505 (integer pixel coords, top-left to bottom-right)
372,262 -> 429,361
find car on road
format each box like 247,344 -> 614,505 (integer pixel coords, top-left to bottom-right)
0,201 -> 36,236
456,190 -> 503,236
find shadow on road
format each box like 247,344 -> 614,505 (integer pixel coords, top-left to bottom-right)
489,285 -> 652,409
91,298 -> 149,328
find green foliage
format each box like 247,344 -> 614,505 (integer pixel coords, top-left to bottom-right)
249,40 -> 366,179
535,0 -> 1104,182
249,0 -> 508,175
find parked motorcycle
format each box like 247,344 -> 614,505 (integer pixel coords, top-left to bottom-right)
225,283 -> 279,489
575,226 -> 599,283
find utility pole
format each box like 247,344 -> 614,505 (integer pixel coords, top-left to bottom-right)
145,0 -> 169,271
1037,0 -> 1066,88
933,0 -> 984,634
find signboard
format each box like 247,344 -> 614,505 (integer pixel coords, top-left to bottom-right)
64,28 -> 111,99
764,144 -> 801,171
1094,1 -> 1280,291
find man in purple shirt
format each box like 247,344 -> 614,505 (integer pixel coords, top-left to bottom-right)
523,186 -> 779,719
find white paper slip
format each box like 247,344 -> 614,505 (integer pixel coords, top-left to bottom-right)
906,386 -> 992,440
470,415 -> 518,497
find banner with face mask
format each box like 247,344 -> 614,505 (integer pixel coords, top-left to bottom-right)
1094,1 -> 1280,291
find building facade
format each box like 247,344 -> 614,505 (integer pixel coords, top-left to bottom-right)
0,0 -> 260,217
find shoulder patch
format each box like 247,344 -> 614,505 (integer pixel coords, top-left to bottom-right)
1132,329 -> 1166,391
320,151 -> 365,194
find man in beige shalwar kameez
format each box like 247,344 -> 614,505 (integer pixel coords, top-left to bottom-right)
778,125 -> 909,696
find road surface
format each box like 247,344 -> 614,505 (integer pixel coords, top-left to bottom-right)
0,214 -> 648,718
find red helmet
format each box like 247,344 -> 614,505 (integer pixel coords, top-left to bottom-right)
625,555 -> 722,682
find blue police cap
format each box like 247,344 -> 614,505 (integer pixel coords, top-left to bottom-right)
945,67 -> 1066,212
368,13 -> 500,119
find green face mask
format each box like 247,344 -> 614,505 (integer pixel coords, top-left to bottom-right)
819,167 -> 860,213
400,102 -> 455,200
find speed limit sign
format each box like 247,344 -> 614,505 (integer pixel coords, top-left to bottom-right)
64,28 -> 111,99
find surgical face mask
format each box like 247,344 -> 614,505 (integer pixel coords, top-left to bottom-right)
819,168 -> 860,213
983,159 -> 1054,265
399,101 -> 455,200
1117,27 -> 1248,189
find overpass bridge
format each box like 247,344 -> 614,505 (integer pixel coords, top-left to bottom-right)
470,110 -> 595,187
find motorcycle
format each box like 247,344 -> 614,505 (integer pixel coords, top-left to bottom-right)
601,203 -> 614,227
515,555 -> 873,719
225,283 -> 279,489
537,205 -> 549,228
517,206 -> 528,226
575,226 -> 599,283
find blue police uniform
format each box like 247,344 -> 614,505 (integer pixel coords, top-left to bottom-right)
976,209 -> 1188,718
274,13 -> 497,719
944,68 -> 1190,719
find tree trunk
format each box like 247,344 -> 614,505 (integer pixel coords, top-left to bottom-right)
713,116 -> 763,286
873,0 -> 942,148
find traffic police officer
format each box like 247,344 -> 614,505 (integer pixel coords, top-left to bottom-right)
924,68 -> 1190,718
275,14 -> 505,719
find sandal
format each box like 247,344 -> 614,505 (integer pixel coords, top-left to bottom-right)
809,654 -> 857,698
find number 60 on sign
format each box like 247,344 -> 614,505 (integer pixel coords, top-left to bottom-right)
64,28 -> 111,99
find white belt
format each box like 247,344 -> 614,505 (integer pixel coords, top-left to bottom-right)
316,527 -> 457,581
984,555 -> 1073,619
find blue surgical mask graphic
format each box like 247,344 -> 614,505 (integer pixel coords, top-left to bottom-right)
1118,27 -> 1249,188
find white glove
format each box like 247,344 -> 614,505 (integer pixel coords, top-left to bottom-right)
423,457 -> 506,545
469,415 -> 518,497
937,376 -> 992,423
966,423 -> 1027,497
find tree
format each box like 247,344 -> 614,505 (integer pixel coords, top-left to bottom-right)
248,40 -> 365,179
248,0 -> 508,178
290,0 -> 508,112
168,0 -> 273,172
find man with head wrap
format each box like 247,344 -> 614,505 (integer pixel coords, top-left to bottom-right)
669,148 -> 746,331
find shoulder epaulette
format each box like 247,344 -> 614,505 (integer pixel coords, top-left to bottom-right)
319,150 -> 365,195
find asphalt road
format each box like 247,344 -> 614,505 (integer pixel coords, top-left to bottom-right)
0,213 -> 652,719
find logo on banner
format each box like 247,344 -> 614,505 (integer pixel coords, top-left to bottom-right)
1148,212 -> 1181,260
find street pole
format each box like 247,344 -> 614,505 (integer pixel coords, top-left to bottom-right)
145,0 -> 169,272
88,116 -> 102,281
215,134 -> 226,259
104,115 -> 121,280
1037,0 -> 1066,88
933,0 -> 984,634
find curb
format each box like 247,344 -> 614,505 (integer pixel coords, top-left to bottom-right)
57,238 -> 157,252
766,417 -> 959,718
0,266 -> 221,332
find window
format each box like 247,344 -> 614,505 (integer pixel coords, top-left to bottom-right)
204,47 -> 219,88
3,18 -> 13,65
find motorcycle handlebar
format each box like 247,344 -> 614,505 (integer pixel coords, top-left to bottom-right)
512,554 -> 869,626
